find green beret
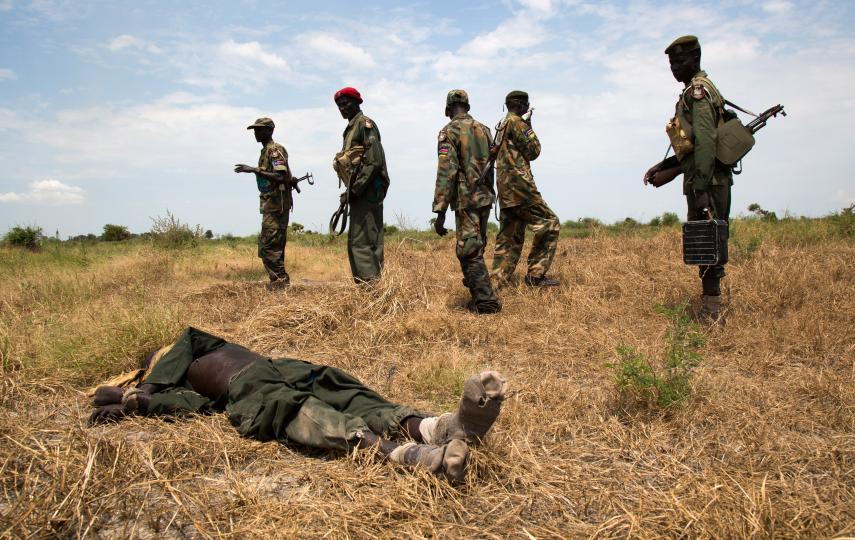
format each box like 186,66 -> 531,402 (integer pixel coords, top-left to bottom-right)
505,90 -> 528,102
446,89 -> 469,106
246,117 -> 275,129
665,35 -> 700,55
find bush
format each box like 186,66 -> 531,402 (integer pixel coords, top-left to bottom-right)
748,203 -> 778,222
383,224 -> 399,234
607,303 -> 705,408
204,230 -> 214,239
101,224 -> 131,242
828,204 -> 855,238
289,223 -> 305,235
648,216 -> 662,227
149,210 -> 204,249
3,225 -> 42,249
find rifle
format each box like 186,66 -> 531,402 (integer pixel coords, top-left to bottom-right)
290,172 -> 314,194
644,104 -> 786,188
477,108 -> 534,186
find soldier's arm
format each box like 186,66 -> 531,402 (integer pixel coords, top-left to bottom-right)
350,124 -> 383,196
266,146 -> 292,187
690,97 -> 717,192
432,130 -> 459,213
512,117 -> 541,162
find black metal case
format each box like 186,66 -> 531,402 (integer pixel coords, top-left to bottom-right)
682,219 -> 729,265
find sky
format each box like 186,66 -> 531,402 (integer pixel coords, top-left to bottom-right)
1,0 -> 854,237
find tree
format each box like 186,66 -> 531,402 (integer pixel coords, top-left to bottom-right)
204,229 -> 214,239
3,226 -> 42,249
102,224 -> 132,242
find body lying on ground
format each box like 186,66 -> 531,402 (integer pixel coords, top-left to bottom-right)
88,327 -> 507,482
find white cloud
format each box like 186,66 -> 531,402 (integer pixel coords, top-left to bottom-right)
302,33 -> 376,69
219,40 -> 287,68
0,179 -> 85,205
763,1 -> 794,15
107,34 -> 163,54
0,68 -> 16,81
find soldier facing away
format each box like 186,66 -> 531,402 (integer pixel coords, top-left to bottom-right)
234,117 -> 294,289
432,90 -> 501,314
644,36 -> 733,319
491,91 -> 561,287
333,87 -> 391,284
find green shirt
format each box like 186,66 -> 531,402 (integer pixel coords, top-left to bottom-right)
341,111 -> 390,201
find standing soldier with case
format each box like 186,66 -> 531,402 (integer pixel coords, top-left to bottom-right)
333,87 -> 390,284
234,117 -> 294,290
644,36 -> 733,319
432,90 -> 502,314
491,90 -> 561,288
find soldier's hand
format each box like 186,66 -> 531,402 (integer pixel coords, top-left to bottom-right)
434,212 -> 448,237
234,164 -> 256,174
643,162 -> 661,185
92,386 -> 124,406
88,404 -> 127,425
694,190 -> 711,213
489,145 -> 499,160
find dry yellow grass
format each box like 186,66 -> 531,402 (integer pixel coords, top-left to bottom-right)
0,227 -> 853,538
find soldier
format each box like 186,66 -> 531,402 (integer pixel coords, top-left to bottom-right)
234,117 -> 294,289
644,36 -> 733,319
88,327 -> 509,483
432,89 -> 501,314
333,87 -> 390,284
491,90 -> 561,287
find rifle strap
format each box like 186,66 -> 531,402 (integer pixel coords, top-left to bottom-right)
329,200 -> 349,236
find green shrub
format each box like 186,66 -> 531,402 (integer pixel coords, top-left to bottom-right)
3,225 -> 42,249
607,303 -> 705,408
149,210 -> 203,249
661,212 -> 680,226
101,224 -> 132,242
383,224 -> 399,234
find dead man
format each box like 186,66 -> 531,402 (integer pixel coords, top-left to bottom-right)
88,328 -> 507,482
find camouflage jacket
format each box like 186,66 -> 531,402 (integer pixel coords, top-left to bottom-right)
496,112 -> 542,208
432,112 -> 495,213
341,111 -> 390,202
256,140 -> 291,214
674,70 -> 733,194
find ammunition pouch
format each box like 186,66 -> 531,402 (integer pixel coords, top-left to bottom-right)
715,117 -> 755,165
332,145 -> 366,188
666,115 -> 694,159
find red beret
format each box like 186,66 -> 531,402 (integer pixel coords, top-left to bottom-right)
334,86 -> 363,104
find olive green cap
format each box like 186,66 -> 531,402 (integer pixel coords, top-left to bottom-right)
246,117 -> 275,130
446,89 -> 469,106
505,90 -> 528,102
665,35 -> 700,55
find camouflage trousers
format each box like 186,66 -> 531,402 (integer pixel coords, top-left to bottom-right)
455,207 -> 501,312
686,183 -> 731,296
258,212 -> 289,282
492,198 -> 560,283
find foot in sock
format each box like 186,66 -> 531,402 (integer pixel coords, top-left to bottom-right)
419,371 -> 508,445
388,439 -> 469,483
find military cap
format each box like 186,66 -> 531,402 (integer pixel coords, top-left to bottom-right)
334,86 -> 363,104
665,35 -> 700,55
505,90 -> 529,102
246,117 -> 275,130
446,89 -> 469,106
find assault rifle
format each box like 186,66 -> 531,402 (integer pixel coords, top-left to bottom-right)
643,104 -> 786,188
278,172 -> 313,213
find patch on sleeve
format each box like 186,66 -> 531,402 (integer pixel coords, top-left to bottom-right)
268,149 -> 282,159
272,160 -> 286,167
691,84 -> 707,100
525,128 -> 535,139
438,143 -> 450,156
438,130 -> 446,142
364,119 -> 373,129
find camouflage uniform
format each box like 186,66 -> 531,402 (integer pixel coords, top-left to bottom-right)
432,90 -> 501,313
256,140 -> 292,283
492,108 -> 560,283
341,111 -> 390,283
667,37 -> 733,299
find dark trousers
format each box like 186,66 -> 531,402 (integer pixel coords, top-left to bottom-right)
686,184 -> 731,296
258,212 -> 289,282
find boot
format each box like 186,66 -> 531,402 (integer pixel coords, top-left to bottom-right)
524,275 -> 560,287
700,294 -> 722,322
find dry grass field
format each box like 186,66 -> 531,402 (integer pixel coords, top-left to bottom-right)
0,219 -> 853,539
